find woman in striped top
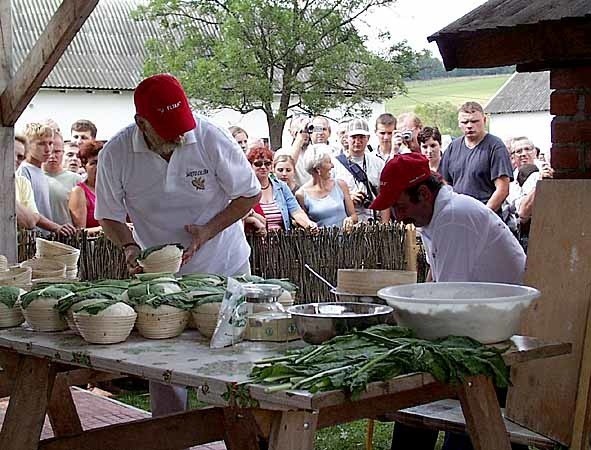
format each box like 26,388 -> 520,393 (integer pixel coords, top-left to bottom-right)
247,145 -> 316,232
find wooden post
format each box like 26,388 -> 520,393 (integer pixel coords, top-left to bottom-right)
404,225 -> 418,272
0,0 -> 16,262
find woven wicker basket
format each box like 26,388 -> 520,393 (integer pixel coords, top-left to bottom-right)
21,298 -> 68,332
135,304 -> 189,339
0,303 -> 24,328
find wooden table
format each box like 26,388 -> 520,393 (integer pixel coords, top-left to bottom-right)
0,328 -> 570,450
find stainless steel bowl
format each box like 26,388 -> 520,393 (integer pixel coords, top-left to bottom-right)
287,302 -> 393,344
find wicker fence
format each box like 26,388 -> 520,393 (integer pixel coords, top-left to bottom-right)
18,224 -> 427,303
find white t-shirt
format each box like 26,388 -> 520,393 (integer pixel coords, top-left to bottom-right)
420,185 -> 526,284
332,151 -> 385,222
16,162 -> 52,220
95,115 -> 261,276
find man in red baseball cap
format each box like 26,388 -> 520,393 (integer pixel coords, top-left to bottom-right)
374,153 -> 526,450
95,73 -> 261,423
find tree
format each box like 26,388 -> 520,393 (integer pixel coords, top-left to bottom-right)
414,102 -> 461,137
136,0 -> 419,149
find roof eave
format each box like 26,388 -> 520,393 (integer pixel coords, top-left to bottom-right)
428,17 -> 591,72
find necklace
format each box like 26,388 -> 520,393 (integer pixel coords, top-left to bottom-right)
261,183 -> 271,189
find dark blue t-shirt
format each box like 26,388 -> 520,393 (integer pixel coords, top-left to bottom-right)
439,133 -> 513,204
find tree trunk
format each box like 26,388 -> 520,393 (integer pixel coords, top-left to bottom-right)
268,116 -> 286,151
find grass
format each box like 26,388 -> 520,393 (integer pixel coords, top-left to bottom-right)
387,75 -> 511,115
114,388 -> 443,449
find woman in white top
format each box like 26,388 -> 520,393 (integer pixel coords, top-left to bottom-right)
296,144 -> 357,230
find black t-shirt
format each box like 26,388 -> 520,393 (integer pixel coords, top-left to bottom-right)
439,133 -> 513,204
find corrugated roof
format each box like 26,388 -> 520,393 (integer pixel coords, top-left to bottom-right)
429,0 -> 591,38
12,0 -> 161,90
485,71 -> 550,114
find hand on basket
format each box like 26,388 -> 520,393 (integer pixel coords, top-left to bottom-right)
123,245 -> 142,275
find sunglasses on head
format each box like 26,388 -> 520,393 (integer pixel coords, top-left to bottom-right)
253,160 -> 272,168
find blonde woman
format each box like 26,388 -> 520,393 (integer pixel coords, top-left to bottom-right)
273,154 -> 299,193
296,144 -> 357,230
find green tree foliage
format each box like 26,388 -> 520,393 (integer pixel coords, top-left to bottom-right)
135,0 -> 419,149
411,49 -> 515,81
414,101 -> 461,137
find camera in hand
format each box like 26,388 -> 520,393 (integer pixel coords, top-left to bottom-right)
401,130 -> 413,142
304,124 -> 326,134
360,193 -> 373,209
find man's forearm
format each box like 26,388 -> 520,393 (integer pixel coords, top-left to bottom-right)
99,218 -> 135,247
37,215 -> 59,233
205,193 -> 261,238
486,178 -> 510,212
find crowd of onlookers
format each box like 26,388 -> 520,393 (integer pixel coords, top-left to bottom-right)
13,119 -> 103,236
232,102 -> 552,249
13,101 -> 552,251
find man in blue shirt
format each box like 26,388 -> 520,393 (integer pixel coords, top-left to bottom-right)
439,102 -> 513,214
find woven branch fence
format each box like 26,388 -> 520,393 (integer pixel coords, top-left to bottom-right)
17,224 -> 428,303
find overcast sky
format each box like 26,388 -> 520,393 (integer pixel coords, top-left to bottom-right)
361,0 -> 489,57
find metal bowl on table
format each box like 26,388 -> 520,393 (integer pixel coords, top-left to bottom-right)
287,302 -> 393,344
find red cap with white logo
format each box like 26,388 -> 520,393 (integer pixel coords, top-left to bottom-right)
134,73 -> 196,141
370,153 -> 432,210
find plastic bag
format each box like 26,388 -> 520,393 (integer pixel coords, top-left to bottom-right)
210,277 -> 247,348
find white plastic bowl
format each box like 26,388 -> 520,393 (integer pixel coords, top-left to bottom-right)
377,282 -> 540,343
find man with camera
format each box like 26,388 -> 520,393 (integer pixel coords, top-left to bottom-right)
332,118 -> 386,222
395,112 -> 423,153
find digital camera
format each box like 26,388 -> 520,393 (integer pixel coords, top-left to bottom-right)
401,130 -> 413,141
361,193 -> 373,209
305,124 -> 325,134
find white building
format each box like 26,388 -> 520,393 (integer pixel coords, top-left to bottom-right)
13,0 -> 384,148
485,71 -> 552,160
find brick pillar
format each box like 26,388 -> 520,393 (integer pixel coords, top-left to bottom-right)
550,66 -> 591,178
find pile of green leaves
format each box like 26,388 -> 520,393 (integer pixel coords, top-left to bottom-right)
73,299 -> 121,316
127,276 -> 182,300
55,285 -> 126,315
0,286 -> 22,309
234,275 -> 297,293
20,286 -> 74,309
134,292 -> 194,310
250,325 -> 510,397
179,273 -> 225,288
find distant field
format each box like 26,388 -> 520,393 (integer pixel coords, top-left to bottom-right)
386,75 -> 511,115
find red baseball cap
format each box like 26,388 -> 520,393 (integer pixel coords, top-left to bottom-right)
134,74 -> 196,141
370,153 -> 432,210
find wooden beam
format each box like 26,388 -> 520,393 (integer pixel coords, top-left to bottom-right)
432,19 -> 591,71
0,0 -> 11,96
39,407 -> 226,450
0,0 -> 99,126
0,127 -> 16,262
0,356 -> 56,450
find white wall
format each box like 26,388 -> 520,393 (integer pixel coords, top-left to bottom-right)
16,89 -> 386,149
488,111 -> 553,161
15,89 -> 135,141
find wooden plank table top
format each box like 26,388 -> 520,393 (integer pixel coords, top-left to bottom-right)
0,326 -> 571,412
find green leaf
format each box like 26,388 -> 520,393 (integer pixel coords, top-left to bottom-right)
0,286 -> 22,309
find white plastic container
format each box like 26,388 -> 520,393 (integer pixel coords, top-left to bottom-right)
377,282 -> 540,343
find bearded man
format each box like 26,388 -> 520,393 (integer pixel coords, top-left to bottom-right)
95,73 -> 260,419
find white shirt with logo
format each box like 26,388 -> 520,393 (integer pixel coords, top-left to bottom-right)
95,115 -> 260,276
420,185 -> 526,284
